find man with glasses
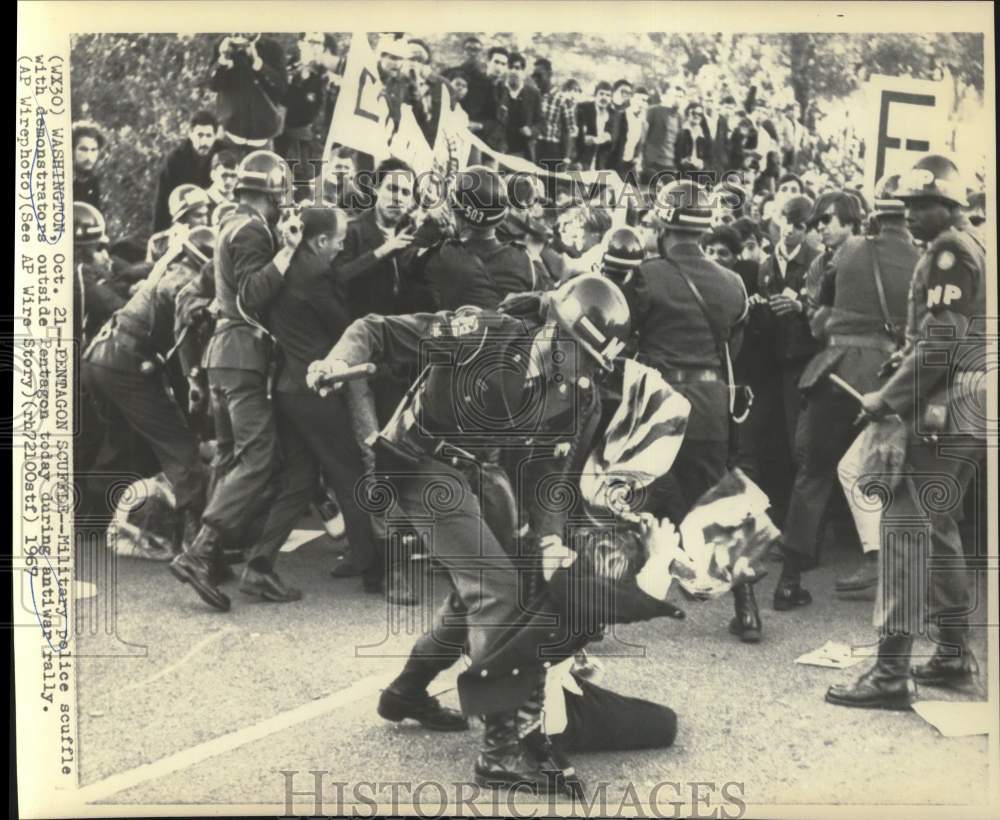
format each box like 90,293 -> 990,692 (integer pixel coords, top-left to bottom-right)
775,185 -> 917,610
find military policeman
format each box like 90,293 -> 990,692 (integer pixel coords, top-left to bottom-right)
170,150 -> 295,613
146,184 -> 212,263
775,176 -> 919,608
81,227 -> 217,550
627,180 -> 759,642
307,275 -> 631,794
73,202 -> 127,348
827,154 -> 988,710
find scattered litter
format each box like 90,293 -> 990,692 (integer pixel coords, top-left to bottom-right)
912,701 -> 991,737
280,529 -> 325,553
795,641 -> 872,669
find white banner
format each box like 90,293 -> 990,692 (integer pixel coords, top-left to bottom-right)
323,33 -> 392,162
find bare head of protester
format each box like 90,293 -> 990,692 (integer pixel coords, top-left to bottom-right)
372,157 -> 416,230
966,189 -> 986,228
169,184 -> 212,228
711,179 -> 748,227
594,79 -> 613,110
72,120 -> 105,175
187,109 -> 219,158
732,216 -> 765,264
485,45 -> 509,80
701,224 -> 743,270
208,150 -> 239,201
532,56 -> 553,93
461,34 -> 484,67
561,77 -> 582,105
322,145 -> 359,206
896,154 -> 970,242
507,51 -> 528,89
775,194 -> 813,253
774,171 -> 804,211
636,208 -> 665,257
612,78 -> 633,110
449,68 -> 469,102
808,190 -> 863,252
233,150 -> 292,224
297,206 -> 349,264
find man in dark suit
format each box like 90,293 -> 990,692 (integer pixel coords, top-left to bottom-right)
640,85 -> 685,186
498,52 -> 542,160
576,81 -> 616,171
674,101 -> 711,177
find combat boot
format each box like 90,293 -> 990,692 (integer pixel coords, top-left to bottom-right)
377,687 -> 468,731
522,729 -> 584,799
474,712 -> 556,794
912,626 -> 979,688
729,582 -> 762,642
826,634 -> 917,710
169,523 -> 231,612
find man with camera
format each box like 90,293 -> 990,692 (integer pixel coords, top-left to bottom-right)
209,33 -> 288,153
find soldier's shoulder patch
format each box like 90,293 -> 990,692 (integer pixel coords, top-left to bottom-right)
935,249 -> 956,270
449,310 -> 481,338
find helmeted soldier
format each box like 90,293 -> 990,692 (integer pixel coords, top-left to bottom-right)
81,226 -> 217,551
775,175 -> 920,608
827,154 -> 988,710
73,202 -> 127,347
625,180 -> 758,641
306,274 -> 632,794
417,164 -> 511,308
146,184 -> 212,263
600,226 -> 647,355
170,149 -> 296,613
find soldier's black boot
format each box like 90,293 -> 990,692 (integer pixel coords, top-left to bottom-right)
474,712 -> 554,794
729,582 -> 762,643
169,523 -> 231,612
826,634 -> 917,710
378,649 -> 468,731
517,673 -> 582,798
912,626 -> 979,688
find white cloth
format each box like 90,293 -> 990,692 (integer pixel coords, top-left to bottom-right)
837,430 -> 882,555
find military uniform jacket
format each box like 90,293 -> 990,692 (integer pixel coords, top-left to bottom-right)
421,238 -> 502,311
85,260 -> 200,372
799,226 -> 918,394
875,221 -> 988,436
204,205 -> 282,374
327,292 -> 599,538
634,243 -> 748,441
462,234 -> 535,302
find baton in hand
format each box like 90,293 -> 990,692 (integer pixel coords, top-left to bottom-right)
827,373 -> 864,404
317,362 -> 378,397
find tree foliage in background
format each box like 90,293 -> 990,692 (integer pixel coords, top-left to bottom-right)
72,31 -> 983,241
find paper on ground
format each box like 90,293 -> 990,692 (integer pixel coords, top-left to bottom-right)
795,640 -> 876,669
912,701 -> 991,737
280,529 -> 325,553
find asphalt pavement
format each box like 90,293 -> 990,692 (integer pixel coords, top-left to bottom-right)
73,528 -> 992,814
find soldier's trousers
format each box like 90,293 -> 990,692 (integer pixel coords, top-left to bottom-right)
81,361 -> 206,512
782,381 -> 859,564
876,436 -> 981,638
202,368 -> 277,537
244,391 -> 382,581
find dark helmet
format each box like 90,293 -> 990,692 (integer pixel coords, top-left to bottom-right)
654,179 -> 713,230
212,200 -> 239,227
873,173 -> 906,216
548,274 -> 631,372
73,202 -> 109,246
182,226 -> 217,267
235,150 -> 291,197
897,154 -> 968,208
168,184 -> 211,223
601,227 -> 645,284
450,164 -> 508,227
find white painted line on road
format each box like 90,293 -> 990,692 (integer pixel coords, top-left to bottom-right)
76,667 -> 399,804
114,626 -> 238,698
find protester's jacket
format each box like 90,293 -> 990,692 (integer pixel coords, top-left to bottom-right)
73,173 -> 102,211
752,241 -> 821,365
642,105 -> 681,170
208,36 -> 287,140
499,82 -> 543,158
575,102 -> 619,170
203,205 -> 281,373
462,234 -> 535,302
266,245 -> 352,394
332,209 -> 437,319
443,62 -> 494,124
75,262 -> 126,347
